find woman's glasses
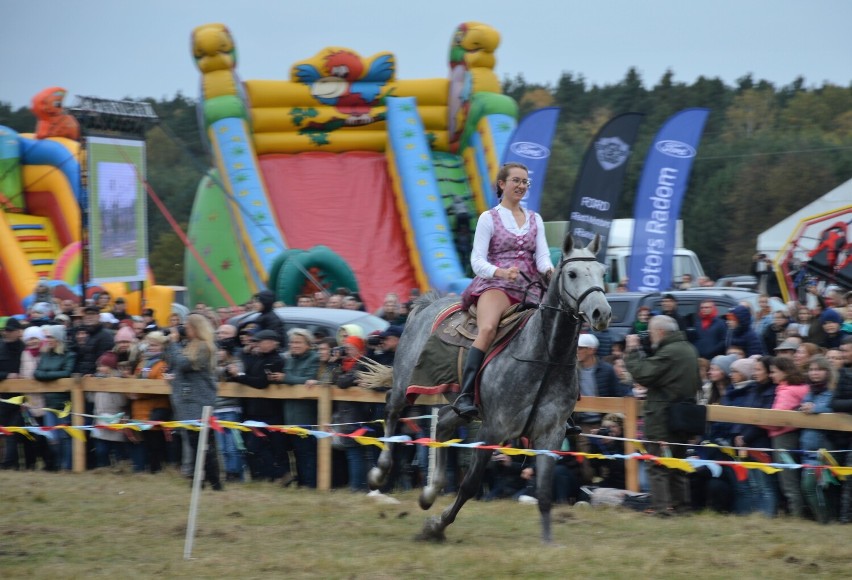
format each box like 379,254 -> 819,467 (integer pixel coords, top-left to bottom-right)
507,177 -> 532,186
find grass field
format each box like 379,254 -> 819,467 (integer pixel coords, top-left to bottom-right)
0,469 -> 849,579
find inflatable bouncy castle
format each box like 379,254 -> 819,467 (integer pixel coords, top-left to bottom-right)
0,89 -> 173,320
188,22 -> 519,309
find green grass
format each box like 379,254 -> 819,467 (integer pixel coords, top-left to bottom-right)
0,469 -> 849,579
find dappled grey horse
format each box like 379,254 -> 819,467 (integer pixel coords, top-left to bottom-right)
368,234 -> 611,542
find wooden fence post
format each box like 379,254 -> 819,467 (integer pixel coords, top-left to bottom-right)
71,375 -> 86,473
622,396 -> 639,492
316,387 -> 333,491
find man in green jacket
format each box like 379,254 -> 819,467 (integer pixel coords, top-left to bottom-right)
625,315 -> 701,515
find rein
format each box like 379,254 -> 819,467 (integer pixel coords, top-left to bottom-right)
515,254 -> 606,439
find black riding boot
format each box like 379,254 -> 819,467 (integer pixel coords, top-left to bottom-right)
451,347 -> 486,419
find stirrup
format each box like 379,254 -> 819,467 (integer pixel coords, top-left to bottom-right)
451,397 -> 479,419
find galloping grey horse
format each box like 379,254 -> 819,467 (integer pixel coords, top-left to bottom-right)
368,234 -> 611,542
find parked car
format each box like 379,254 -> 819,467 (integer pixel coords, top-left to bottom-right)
228,307 -> 389,345
606,289 -> 787,343
714,275 -> 758,291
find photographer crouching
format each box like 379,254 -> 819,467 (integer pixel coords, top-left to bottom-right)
165,313 -> 222,491
625,315 -> 701,516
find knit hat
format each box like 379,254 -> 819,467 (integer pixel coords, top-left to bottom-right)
23,326 -> 45,342
710,354 -> 738,377
820,308 -> 843,324
730,357 -> 755,381
43,325 -> 66,343
30,302 -> 53,317
97,352 -> 119,369
3,317 -> 23,331
344,335 -> 366,353
114,326 -> 136,343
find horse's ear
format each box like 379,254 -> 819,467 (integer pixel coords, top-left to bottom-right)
563,233 -> 575,256
586,234 -> 602,256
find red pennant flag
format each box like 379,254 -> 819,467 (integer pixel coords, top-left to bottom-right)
208,416 -> 225,434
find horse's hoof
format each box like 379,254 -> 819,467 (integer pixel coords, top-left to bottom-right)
367,467 -> 386,490
419,486 -> 438,510
414,516 -> 446,542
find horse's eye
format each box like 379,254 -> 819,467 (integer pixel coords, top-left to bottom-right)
568,271 -> 577,279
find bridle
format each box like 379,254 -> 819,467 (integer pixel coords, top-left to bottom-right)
537,256 -> 606,321
514,254 -> 607,438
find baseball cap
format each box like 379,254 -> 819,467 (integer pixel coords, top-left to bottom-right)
252,329 -> 280,342
774,339 -> 799,352
380,325 -> 404,339
3,317 -> 23,331
578,334 -> 599,349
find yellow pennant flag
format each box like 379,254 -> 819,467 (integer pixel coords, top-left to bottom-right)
424,438 -> 463,448
218,420 -> 251,432
60,425 -> 87,442
353,435 -> 385,450
284,427 -> 312,438
3,426 -> 35,440
500,447 -> 537,457
43,402 -> 72,419
3,395 -> 27,406
738,461 -> 782,475
656,457 -> 696,473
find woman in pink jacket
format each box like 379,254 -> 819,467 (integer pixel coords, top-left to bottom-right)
767,356 -> 810,518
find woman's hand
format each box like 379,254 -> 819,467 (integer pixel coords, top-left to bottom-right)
496,266 -> 520,282
799,402 -> 815,414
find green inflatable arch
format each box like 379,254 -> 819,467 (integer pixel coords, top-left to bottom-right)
271,245 -> 359,305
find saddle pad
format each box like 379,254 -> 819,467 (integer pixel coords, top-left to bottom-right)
404,310 -> 535,406
407,335 -> 462,405
434,302 -> 530,349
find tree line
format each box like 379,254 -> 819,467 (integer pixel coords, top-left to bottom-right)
2,69 -> 851,283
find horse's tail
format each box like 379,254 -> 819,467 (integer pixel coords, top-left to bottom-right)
409,290 -> 442,320
356,357 -> 394,390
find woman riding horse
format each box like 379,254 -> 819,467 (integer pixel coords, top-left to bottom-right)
452,162 -> 554,419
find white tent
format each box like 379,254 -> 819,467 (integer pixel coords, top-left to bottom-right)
757,177 -> 852,257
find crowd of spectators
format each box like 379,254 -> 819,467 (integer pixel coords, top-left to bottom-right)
1,281 -> 851,522
0,286 -> 415,493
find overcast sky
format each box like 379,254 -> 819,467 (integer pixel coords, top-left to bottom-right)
2,0 -> 851,110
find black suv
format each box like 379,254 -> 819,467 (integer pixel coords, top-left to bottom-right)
606,289 -> 787,342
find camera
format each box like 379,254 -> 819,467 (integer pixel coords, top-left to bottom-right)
367,334 -> 383,347
332,346 -> 345,357
177,325 -> 187,339
637,330 -> 653,355
596,427 -> 611,437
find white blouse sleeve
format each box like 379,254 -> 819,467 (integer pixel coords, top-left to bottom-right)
471,211 -> 498,278
533,213 -> 553,273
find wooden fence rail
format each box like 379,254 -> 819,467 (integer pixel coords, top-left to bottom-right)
2,378 -> 851,492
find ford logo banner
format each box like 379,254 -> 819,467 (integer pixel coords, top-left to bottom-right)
509,141 -> 551,159
655,139 -> 697,158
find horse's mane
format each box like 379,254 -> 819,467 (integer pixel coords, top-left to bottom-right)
409,290 -> 442,319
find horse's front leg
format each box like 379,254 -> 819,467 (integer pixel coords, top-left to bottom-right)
418,426 -> 493,542
368,389 -> 405,490
535,451 -> 557,543
419,405 -> 460,510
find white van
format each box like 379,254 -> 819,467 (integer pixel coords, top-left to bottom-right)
544,219 -> 706,291
605,246 -> 705,291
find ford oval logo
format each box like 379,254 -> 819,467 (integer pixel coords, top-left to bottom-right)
655,140 -> 696,158
510,141 -> 550,159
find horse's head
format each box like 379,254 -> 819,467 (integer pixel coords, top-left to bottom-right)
550,234 -> 612,330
